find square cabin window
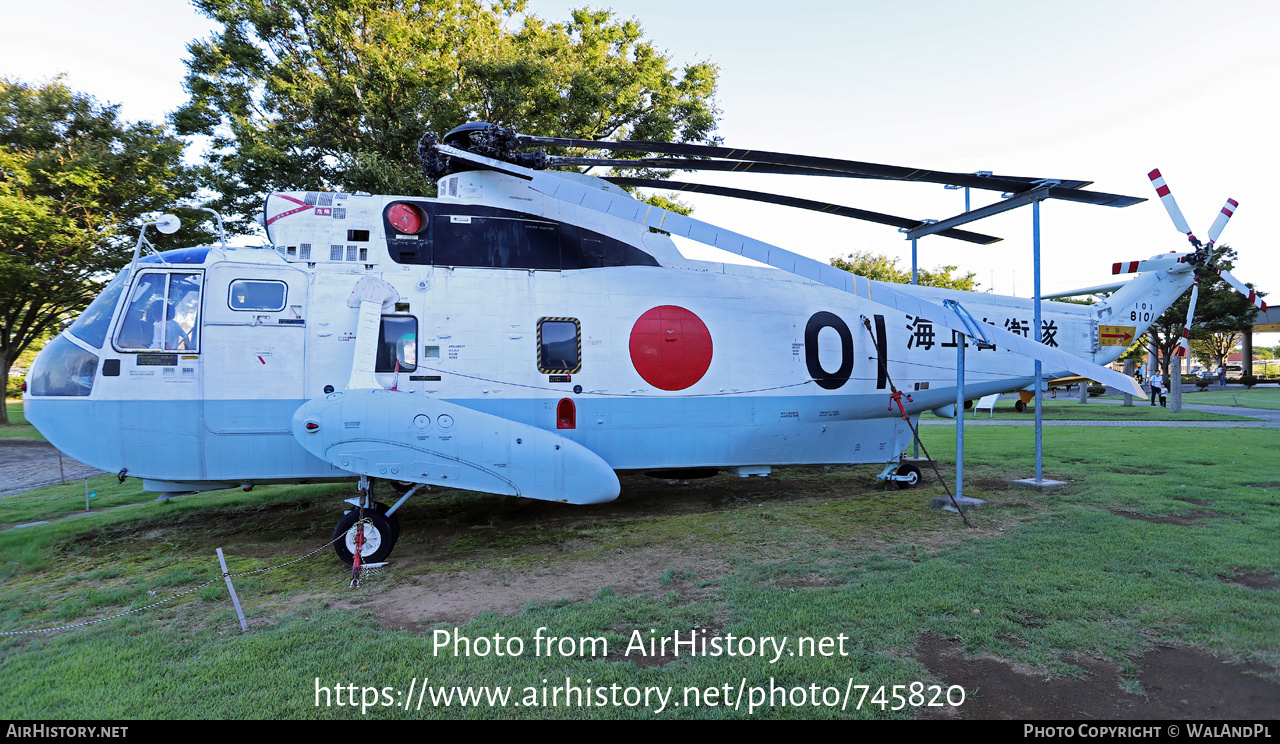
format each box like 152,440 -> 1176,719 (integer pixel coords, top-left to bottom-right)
228,280 -> 287,311
538,318 -> 581,374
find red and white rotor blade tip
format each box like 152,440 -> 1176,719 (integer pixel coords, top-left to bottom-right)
1215,268 -> 1268,312
1206,198 -> 1239,245
1147,169 -> 1196,241
1173,278 -> 1199,358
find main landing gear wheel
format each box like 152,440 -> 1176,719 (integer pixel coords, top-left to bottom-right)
1014,400 -> 1027,413
895,463 -> 921,490
333,509 -> 396,566
369,501 -> 401,544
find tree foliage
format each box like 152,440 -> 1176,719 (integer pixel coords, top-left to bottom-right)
1190,332 -> 1240,369
830,250 -> 979,291
0,78 -> 198,422
175,0 -> 721,230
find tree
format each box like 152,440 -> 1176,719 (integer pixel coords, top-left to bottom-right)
175,0 -> 721,231
1191,331 -> 1239,370
830,250 -> 979,290
0,78 -> 199,423
1144,246 -> 1261,380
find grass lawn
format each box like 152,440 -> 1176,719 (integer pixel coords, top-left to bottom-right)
1176,386 -> 1280,411
1,401 -> 42,440
0,426 -> 1276,719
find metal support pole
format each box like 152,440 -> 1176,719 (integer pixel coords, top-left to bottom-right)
911,238 -> 919,459
956,338 -> 965,500
911,238 -> 918,286
1033,200 -> 1044,482
1123,359 -> 1134,406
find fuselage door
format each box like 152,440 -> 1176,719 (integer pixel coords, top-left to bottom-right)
200,265 -> 309,433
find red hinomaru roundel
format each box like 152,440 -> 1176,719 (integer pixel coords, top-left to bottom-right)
628,305 -> 713,391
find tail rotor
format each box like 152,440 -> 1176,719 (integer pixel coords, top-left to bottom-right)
1135,170 -> 1266,362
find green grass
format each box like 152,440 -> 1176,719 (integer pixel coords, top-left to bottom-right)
0,401 -> 42,440
0,428 -> 1276,719
1177,386 -> 1280,410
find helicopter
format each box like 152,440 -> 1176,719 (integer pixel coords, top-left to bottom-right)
23,123 -> 1262,568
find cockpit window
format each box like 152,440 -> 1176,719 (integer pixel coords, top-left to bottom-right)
28,335 -> 98,396
68,270 -> 130,349
115,272 -> 202,351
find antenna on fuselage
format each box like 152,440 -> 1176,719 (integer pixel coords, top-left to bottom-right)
177,204 -> 227,248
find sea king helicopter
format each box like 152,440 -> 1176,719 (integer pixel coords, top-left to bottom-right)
24,123 -> 1266,567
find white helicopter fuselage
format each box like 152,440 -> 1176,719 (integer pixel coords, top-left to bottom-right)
24,169 -> 1192,501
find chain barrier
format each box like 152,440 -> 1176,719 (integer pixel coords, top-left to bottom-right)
0,521 -> 372,636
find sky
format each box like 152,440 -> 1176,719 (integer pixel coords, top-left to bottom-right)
2,0 -> 1277,343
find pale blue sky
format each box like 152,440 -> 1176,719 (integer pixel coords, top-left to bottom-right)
3,0 -> 1277,345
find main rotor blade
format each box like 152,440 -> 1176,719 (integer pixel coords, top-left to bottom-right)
1044,186 -> 1145,208
1111,254 -> 1192,275
1147,169 -> 1198,243
553,156 -> 863,178
552,156 -> 1094,189
521,134 -> 1087,195
439,144 -> 1145,398
1207,198 -> 1239,245
602,177 -> 1002,245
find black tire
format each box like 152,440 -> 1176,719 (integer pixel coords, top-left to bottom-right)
895,463 -> 921,490
333,509 -> 396,566
369,501 -> 401,543
384,479 -> 416,497
1014,399 -> 1026,413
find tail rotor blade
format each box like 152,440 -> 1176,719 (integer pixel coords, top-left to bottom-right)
1174,276 -> 1199,358
1206,198 -> 1239,245
1147,169 -> 1198,245
1215,268 -> 1268,312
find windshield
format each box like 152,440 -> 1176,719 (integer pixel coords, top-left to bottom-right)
67,270 -> 130,349
115,272 -> 202,351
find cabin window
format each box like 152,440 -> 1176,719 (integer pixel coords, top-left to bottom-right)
377,316 -> 417,372
68,270 -> 130,349
228,280 -> 287,311
115,272 -> 202,351
538,318 -> 581,374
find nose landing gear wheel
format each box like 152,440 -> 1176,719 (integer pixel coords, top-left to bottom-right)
333,509 -> 396,566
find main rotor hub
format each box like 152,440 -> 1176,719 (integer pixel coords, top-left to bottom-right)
420,122 -> 547,182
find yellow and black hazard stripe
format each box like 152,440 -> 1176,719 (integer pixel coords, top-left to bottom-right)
536,317 -> 582,374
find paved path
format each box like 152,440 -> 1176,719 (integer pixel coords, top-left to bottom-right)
0,440 -> 104,497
